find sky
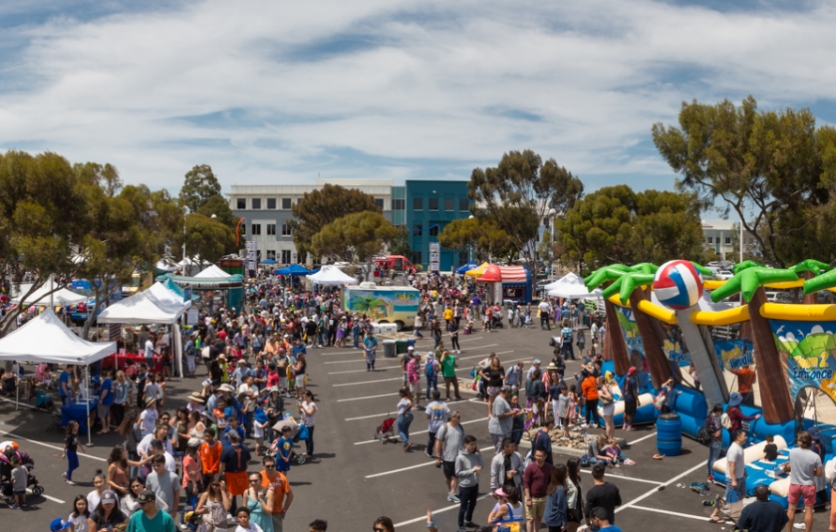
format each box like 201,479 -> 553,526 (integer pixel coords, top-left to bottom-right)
2,0 -> 836,197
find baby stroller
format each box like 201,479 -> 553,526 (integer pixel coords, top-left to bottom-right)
35,390 -> 56,413
272,417 -> 308,465
0,462 -> 43,503
490,314 -> 504,329
375,417 -> 397,443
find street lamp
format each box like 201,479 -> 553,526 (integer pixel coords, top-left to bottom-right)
547,208 -> 557,280
182,207 -> 188,266
468,215 -> 475,263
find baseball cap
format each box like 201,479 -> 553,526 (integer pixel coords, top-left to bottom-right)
407,346 -> 414,351
50,519 -> 73,531
533,359 -> 541,365
137,490 -> 156,504
100,490 -> 118,504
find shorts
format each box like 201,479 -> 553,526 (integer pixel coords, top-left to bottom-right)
487,386 -> 501,397
295,377 -> 305,388
624,400 -> 637,417
560,417 -> 569,427
788,483 -> 816,506
442,460 -> 456,480
444,376 -> 457,384
97,403 -> 111,417
225,471 -> 249,496
602,403 -> 615,417
525,496 -> 547,520
13,490 -> 25,495
256,436 -> 264,447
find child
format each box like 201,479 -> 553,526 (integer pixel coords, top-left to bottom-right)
286,364 -> 296,396
568,385 -> 580,426
604,438 -> 635,466
68,495 -> 89,531
11,456 -> 27,508
253,410 -> 267,456
275,426 -> 293,474
62,420 -> 85,485
557,386 -> 571,438
763,434 -> 778,461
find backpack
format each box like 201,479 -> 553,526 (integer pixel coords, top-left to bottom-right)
696,424 -> 711,445
721,412 -> 733,430
425,359 -> 436,378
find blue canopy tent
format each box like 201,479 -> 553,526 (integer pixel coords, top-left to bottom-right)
455,262 -> 478,274
275,264 -> 313,276
260,258 -> 278,265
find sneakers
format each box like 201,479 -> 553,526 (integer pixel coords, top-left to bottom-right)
226,514 -> 234,522
448,493 -> 460,503
10,504 -> 19,510
465,522 -> 478,528
624,459 -> 636,465
457,528 -> 466,532
66,480 -> 76,485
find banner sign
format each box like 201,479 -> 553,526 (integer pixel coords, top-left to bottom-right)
770,319 -> 836,401
713,339 -> 754,371
614,306 -> 691,368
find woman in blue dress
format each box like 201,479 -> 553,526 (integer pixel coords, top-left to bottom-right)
244,472 -> 274,532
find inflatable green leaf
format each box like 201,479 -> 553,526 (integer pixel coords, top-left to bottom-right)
689,262 -> 712,276
803,267 -> 836,295
732,260 -> 763,275
584,264 -> 633,290
710,266 -> 798,303
601,272 -> 656,305
629,263 -> 659,275
789,259 -> 831,277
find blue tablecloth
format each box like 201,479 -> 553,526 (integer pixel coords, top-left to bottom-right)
61,399 -> 98,435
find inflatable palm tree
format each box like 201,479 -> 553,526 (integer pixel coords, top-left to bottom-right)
711,265 -> 798,424
794,260 -> 833,303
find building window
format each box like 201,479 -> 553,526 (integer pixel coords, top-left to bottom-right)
281,223 -> 292,236
412,252 -> 422,265
251,223 -> 261,235
266,250 -> 276,260
282,198 -> 292,210
374,198 -> 384,209
459,251 -> 469,265
413,197 -> 423,210
459,198 -> 469,211
429,225 -> 439,237
281,250 -> 291,264
444,198 -> 454,211
707,237 -> 713,244
429,198 -> 439,211
267,198 -> 276,209
267,224 -> 276,236
414,225 -> 422,236
237,198 -> 246,209
393,199 -> 405,210
725,237 -> 731,244
251,198 -> 261,209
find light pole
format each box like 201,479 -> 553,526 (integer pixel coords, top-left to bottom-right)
182,207 -> 188,267
547,208 -> 556,281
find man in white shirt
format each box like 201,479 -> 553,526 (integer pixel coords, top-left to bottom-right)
137,425 -> 175,458
239,375 -> 259,437
144,337 -> 156,363
726,430 -> 748,501
538,300 -> 552,330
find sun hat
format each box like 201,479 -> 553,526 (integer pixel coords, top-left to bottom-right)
728,392 -> 743,407
187,437 -> 202,448
145,397 -> 156,407
50,519 -> 73,531
546,362 -> 558,371
627,367 -> 637,376
493,487 -> 509,498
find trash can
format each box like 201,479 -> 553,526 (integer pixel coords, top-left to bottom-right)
656,412 -> 682,457
406,339 -> 416,350
383,340 -> 396,358
395,339 -> 408,355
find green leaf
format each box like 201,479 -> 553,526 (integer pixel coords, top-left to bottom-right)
710,266 -> 798,303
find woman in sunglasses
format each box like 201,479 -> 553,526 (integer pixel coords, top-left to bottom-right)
196,474 -> 231,532
243,472 -> 275,532
372,516 -> 395,532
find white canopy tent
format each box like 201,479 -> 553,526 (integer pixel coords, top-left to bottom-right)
0,309 -> 116,445
547,272 -> 604,300
306,266 -> 357,286
11,284 -> 88,306
147,282 -> 191,310
195,265 -> 229,278
96,292 -> 186,378
155,258 -> 180,272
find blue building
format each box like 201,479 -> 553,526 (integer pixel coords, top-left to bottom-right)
394,180 -> 472,272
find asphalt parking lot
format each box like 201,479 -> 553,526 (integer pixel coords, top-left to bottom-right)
0,323 -> 832,531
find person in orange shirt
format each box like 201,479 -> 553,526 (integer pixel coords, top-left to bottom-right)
199,428 -> 223,486
260,455 -> 294,532
731,365 -> 757,405
581,369 -> 600,428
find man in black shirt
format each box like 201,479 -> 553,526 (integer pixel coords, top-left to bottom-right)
737,484 -> 788,532
585,464 -> 621,526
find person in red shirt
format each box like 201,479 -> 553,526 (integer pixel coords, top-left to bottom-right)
731,365 -> 757,405
727,392 -> 760,432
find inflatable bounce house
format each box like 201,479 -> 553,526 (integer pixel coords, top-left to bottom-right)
583,259 -> 836,509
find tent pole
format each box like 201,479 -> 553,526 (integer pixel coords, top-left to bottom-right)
15,373 -> 19,411
85,365 -> 94,447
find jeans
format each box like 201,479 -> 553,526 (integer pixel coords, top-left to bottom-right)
305,425 -> 315,456
451,336 -> 460,351
353,334 -> 360,349
66,449 -> 79,481
426,375 -> 438,399
397,412 -> 414,446
245,411 -> 254,437
428,431 -> 437,456
707,440 -> 722,477
458,485 -> 479,526
562,342 -> 575,361
585,398 -> 599,426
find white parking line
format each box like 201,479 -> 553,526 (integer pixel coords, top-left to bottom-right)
629,505 -> 709,521
41,493 -> 66,504
333,377 -> 402,387
345,412 -> 396,421
365,446 -> 494,478
354,417 -> 489,445
456,349 -> 512,362
328,350 -> 515,374
0,427 -> 106,461
336,392 -> 400,403
627,432 -> 657,446
616,460 -> 707,513
344,398 -> 488,421
320,336 -> 484,356
322,344 -> 499,365
329,367 -> 398,375
394,494 -> 491,527
580,469 -> 662,486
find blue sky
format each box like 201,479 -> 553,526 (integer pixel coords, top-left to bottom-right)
1,0 -> 836,201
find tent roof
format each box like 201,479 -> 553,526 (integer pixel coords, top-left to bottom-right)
147,282 -> 191,310
477,264 -> 502,282
306,266 -> 357,285
12,284 -> 88,306
547,272 -> 604,300
97,291 -> 185,324
155,258 -> 180,272
0,309 -> 116,365
455,262 -> 478,274
464,262 -> 490,278
276,264 -> 313,276
476,265 -> 528,283
195,265 -> 229,278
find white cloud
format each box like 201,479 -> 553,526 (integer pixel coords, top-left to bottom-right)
1,0 -> 836,191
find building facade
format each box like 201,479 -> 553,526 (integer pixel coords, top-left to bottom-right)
227,179 -> 474,270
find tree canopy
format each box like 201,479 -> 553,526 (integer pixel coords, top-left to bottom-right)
174,213 -> 237,265
557,185 -> 704,272
311,211 -> 398,278
179,164 -> 221,213
290,184 -> 381,262
652,96 -> 836,267
468,150 -> 583,270
438,217 -> 515,263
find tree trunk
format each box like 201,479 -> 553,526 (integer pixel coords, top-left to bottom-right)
628,290 -> 671,389
803,271 -> 818,305
603,299 -> 630,376
748,288 -> 794,424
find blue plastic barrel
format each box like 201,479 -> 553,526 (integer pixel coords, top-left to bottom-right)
656,413 -> 682,456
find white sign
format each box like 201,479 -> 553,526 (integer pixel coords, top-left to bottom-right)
429,243 -> 440,253
429,263 -> 440,272
246,242 -> 257,251
187,308 -> 199,325
430,252 -> 440,262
